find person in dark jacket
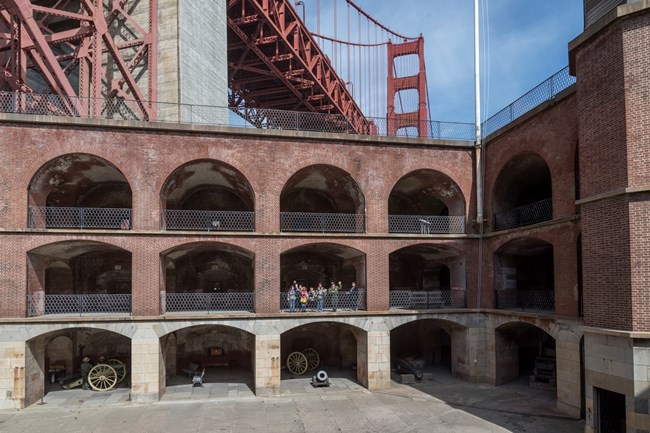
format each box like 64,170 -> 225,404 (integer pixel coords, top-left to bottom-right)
80,356 -> 93,390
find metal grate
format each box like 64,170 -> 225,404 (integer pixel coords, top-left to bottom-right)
482,66 -> 576,137
493,198 -> 552,231
162,210 -> 255,231
388,215 -> 465,234
389,290 -> 466,309
495,289 -> 555,312
280,290 -> 366,311
280,212 -> 365,233
165,292 -> 254,313
28,207 -> 132,230
27,294 -> 131,316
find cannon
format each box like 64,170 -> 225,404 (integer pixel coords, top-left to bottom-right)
285,348 -> 320,375
395,357 -> 424,380
61,358 -> 127,391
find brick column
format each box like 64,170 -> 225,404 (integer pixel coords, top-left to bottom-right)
357,330 -> 391,390
254,334 -> 281,396
256,192 -> 279,234
131,326 -> 163,403
365,247 -> 389,311
554,231 -> 579,317
131,242 -> 160,316
255,241 -> 280,313
365,196 -> 386,234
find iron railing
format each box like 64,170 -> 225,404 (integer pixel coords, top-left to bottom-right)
280,212 -> 365,233
388,215 -> 465,234
27,294 -> 131,316
495,289 -> 555,312
164,292 -> 254,313
280,290 -> 366,311
493,198 -> 552,231
482,66 -> 576,137
162,210 -> 255,231
389,290 -> 466,309
28,206 -> 131,229
0,67 -> 574,142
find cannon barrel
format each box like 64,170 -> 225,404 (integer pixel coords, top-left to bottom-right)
396,358 -> 424,380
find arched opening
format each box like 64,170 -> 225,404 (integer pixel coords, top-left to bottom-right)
281,322 -> 360,385
495,323 -> 556,392
280,165 -> 365,233
28,154 -> 132,229
390,320 -> 466,383
389,169 -> 466,234
161,242 -> 254,313
27,241 -> 132,316
29,328 -> 131,405
493,153 -> 552,230
162,325 -> 254,394
389,245 -> 466,309
494,238 -> 554,312
280,243 -> 366,311
160,160 -> 255,231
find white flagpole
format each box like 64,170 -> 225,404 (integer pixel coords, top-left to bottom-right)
474,0 -> 484,231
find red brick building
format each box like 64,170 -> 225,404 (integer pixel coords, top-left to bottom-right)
0,1 -> 648,432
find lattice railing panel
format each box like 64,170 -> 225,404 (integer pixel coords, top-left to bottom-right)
162,210 -> 255,231
388,215 -> 465,234
389,290 -> 466,309
28,207 -> 131,229
27,294 -> 132,316
280,290 -> 366,311
493,198 -> 552,231
165,292 -> 255,312
495,289 -> 555,312
280,212 -> 365,233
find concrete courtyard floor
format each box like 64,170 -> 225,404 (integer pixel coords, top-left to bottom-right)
0,368 -> 585,433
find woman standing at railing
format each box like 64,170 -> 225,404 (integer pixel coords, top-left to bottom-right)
287,284 -> 297,312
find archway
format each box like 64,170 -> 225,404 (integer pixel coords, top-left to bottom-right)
161,242 -> 254,313
280,243 -> 366,311
389,245 -> 466,309
162,325 -> 254,393
27,241 -> 132,316
493,153 -> 552,230
28,153 -> 132,229
495,322 -> 556,389
388,169 -> 466,234
160,160 -> 255,231
494,238 -> 554,312
280,164 -> 365,233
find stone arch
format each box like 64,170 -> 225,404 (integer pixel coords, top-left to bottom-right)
492,152 -> 552,230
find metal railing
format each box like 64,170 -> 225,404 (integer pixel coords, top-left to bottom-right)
164,292 -> 254,313
27,294 -> 131,316
28,206 -> 131,229
280,212 -> 365,233
162,210 -> 255,231
495,289 -> 555,312
388,215 -> 465,234
0,67 -> 574,142
280,290 -> 366,311
482,66 -> 576,137
493,198 -> 552,231
389,290 -> 466,309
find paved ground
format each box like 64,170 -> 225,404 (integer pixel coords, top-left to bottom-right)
0,369 -> 585,433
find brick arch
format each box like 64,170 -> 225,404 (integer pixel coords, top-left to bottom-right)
386,315 -> 470,332
27,238 -> 133,255
25,152 -> 136,201
276,318 -> 367,334
280,240 -> 367,257
492,234 -> 554,254
382,166 -> 470,206
156,322 -> 255,338
160,240 -> 255,257
388,242 -> 466,257
494,318 -> 557,340
156,156 -> 261,205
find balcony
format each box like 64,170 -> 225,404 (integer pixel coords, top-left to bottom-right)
495,289 -> 555,313
389,290 -> 466,310
164,292 -> 255,313
28,206 -> 131,230
493,198 -> 552,231
280,212 -> 365,233
27,294 -> 132,316
280,290 -> 366,311
162,210 -> 255,231
388,215 -> 465,234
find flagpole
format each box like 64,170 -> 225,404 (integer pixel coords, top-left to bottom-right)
474,0 -> 483,231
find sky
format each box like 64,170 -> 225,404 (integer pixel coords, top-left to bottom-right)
297,0 -> 584,123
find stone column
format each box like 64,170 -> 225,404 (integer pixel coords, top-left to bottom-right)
254,334 -> 281,396
0,336 -> 28,409
131,326 -> 163,403
555,336 -> 582,418
357,330 -> 391,390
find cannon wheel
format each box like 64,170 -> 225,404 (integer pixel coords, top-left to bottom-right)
286,351 -> 308,375
88,364 -> 118,391
108,359 -> 127,383
302,348 -> 319,371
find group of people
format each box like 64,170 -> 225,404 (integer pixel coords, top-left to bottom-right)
286,280 -> 359,312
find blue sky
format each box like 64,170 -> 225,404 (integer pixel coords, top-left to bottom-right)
299,0 -> 584,123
